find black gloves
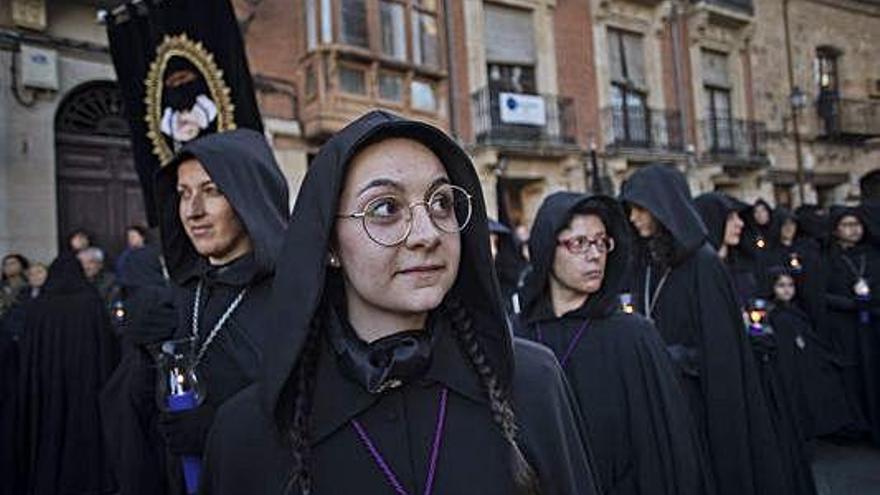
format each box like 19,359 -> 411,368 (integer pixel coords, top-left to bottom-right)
157,403 -> 215,456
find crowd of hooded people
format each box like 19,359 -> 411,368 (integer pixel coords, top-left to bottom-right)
0,110 -> 878,495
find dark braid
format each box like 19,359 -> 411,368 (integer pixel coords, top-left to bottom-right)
278,316 -> 323,495
446,298 -> 542,495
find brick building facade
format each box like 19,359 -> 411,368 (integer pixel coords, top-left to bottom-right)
1,0 -> 878,262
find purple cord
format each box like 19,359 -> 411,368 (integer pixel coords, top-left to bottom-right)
536,320 -> 590,368
423,388 -> 448,495
351,387 -> 449,495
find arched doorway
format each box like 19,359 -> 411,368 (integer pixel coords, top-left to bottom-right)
55,81 -> 146,262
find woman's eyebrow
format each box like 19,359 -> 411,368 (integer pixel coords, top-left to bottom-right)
357,178 -> 403,196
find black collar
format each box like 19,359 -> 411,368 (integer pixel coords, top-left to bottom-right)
182,252 -> 265,288
310,310 -> 486,445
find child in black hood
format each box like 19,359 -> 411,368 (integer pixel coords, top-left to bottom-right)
619,164 -> 791,495
201,111 -> 598,494
515,191 -> 712,495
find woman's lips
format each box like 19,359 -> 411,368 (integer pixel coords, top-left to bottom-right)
397,264 -> 445,276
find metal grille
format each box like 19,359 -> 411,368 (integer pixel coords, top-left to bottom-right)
56,82 -> 130,137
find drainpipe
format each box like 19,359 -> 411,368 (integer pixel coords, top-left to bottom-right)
783,0 -> 807,204
670,0 -> 690,151
443,0 -> 459,139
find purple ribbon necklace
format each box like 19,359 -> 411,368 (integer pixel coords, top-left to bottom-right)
535,319 -> 590,368
351,387 -> 449,495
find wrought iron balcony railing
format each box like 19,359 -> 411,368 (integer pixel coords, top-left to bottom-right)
700,117 -> 768,163
816,96 -> 880,140
601,106 -> 684,152
471,87 -> 576,148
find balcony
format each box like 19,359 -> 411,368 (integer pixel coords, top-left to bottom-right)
601,106 -> 685,155
816,96 -> 880,141
691,0 -> 754,28
700,118 -> 769,168
471,87 -> 577,151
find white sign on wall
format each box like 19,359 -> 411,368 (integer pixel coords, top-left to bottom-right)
499,92 -> 546,126
20,44 -> 58,91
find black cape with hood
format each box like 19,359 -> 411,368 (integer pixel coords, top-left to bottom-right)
694,192 -> 764,305
695,195 -> 816,494
822,206 -> 880,445
741,199 -> 777,259
17,255 -> 119,495
619,164 -> 791,495
515,191 -> 712,495
104,129 -> 289,493
767,296 -> 852,439
202,111 -> 599,494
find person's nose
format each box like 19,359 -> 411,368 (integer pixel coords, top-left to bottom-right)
405,204 -> 442,249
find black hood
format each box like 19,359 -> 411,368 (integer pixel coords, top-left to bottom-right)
261,110 -> 512,413
795,205 -> 829,242
619,164 -> 707,261
154,129 -> 289,285
828,205 -> 865,243
694,192 -> 747,249
521,192 -> 631,322
42,254 -> 93,296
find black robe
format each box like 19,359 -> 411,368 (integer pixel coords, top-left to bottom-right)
695,193 -> 816,494
101,129 -> 289,494
515,191 -> 712,495
768,302 -> 852,438
0,330 -> 19,495
823,208 -> 880,445
620,165 -> 793,495
203,110 -> 599,494
17,255 -> 119,495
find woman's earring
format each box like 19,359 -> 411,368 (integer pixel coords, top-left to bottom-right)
328,253 -> 341,268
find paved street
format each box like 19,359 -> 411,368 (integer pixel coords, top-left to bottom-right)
813,440 -> 880,494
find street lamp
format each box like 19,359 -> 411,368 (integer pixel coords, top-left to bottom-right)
789,86 -> 808,204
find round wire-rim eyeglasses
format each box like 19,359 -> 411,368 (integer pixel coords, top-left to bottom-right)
336,184 -> 473,247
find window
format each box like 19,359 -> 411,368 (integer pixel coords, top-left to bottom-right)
340,0 -> 368,48
411,80 -> 437,111
608,28 -> 648,145
321,0 -> 333,42
701,49 -> 733,151
339,65 -> 367,95
412,10 -> 440,68
306,0 -> 317,50
487,63 -> 536,94
305,65 -> 318,98
379,72 -> 404,101
816,47 -> 840,93
380,1 -> 406,61
816,46 -> 842,135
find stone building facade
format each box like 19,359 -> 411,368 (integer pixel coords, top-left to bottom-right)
2,0 -> 878,262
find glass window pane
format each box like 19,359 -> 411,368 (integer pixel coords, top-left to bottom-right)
379,73 -> 403,101
607,29 -> 624,82
622,32 -> 645,87
416,0 -> 438,11
339,66 -> 366,95
411,80 -> 437,111
321,0 -> 333,43
413,12 -> 440,68
380,1 -> 406,60
340,0 -> 368,48
306,0 -> 317,50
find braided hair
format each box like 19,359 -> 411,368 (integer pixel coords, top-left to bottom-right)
445,297 -> 541,495
277,299 -> 541,495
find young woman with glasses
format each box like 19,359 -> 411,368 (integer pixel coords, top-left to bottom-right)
200,111 -> 599,494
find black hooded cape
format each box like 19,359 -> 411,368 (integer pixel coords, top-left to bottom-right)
694,192 -> 764,305
619,164 -> 793,495
515,191 -> 713,495
103,129 -> 289,493
202,111 -> 599,494
17,255 -> 119,495
822,206 -> 880,445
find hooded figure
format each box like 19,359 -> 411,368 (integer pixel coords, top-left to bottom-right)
795,205 -> 831,248
694,192 -> 763,305
515,192 -> 712,495
766,267 -> 852,439
742,199 -> 776,256
823,206 -> 880,445
697,193 -> 816,494
619,164 -> 790,495
17,255 -> 119,495
104,129 -> 289,494
201,111 -> 599,494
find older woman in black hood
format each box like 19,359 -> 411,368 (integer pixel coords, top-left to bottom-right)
515,191 -> 712,495
201,111 -> 598,494
619,164 -> 789,495
823,206 -> 880,445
